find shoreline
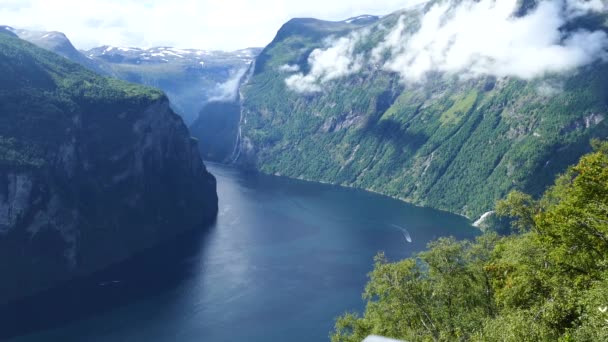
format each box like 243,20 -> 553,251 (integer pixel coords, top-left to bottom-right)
204,160 -> 477,223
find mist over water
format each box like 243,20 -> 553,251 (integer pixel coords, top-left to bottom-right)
3,164 -> 477,342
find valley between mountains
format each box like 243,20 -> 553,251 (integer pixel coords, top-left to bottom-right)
1,1 -> 608,341
11,2 -> 608,222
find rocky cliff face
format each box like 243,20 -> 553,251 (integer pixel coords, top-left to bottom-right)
0,31 -> 218,305
190,101 -> 242,162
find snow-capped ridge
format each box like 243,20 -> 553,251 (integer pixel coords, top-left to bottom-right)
86,44 -> 262,66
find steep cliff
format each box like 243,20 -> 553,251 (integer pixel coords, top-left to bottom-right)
0,31 -> 218,304
239,1 -> 608,219
190,101 -> 242,162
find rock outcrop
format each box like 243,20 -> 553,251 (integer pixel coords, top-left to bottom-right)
0,30 -> 218,305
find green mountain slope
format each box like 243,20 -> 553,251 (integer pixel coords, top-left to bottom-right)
0,31 -> 218,304
239,3 -> 608,219
7,26 -> 261,124
10,27 -> 112,76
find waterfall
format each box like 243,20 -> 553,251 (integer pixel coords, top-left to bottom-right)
228,126 -> 242,164
229,60 -> 257,165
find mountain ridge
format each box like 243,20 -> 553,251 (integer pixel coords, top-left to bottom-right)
237,1 -> 608,219
6,25 -> 261,124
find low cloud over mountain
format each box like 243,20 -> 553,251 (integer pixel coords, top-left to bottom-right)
286,0 -> 608,93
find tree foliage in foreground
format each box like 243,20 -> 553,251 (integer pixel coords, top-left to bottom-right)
332,140 -> 608,341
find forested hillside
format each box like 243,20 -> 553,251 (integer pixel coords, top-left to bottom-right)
239,0 -> 608,219
331,140 -> 608,342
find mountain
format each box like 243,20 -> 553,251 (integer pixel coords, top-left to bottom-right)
84,45 -> 261,124
5,26 -> 111,75
237,1 -> 608,219
0,26 -> 17,38
0,30 -> 218,304
8,26 -> 261,124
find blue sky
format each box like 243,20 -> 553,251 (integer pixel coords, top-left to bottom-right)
0,0 -> 425,50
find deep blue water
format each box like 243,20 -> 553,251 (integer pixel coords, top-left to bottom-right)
2,163 -> 478,342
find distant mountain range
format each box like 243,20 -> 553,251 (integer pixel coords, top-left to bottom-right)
84,45 -> 260,124
2,25 -> 261,124
87,45 -> 258,67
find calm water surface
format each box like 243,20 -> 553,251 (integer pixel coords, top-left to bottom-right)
2,163 -> 478,342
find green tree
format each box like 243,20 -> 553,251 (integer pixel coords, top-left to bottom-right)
332,141 -> 608,341
332,235 -> 499,342
488,141 -> 608,339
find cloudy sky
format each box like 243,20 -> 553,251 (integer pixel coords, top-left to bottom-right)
0,0 -> 424,51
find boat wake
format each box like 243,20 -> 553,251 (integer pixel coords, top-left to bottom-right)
390,224 -> 412,243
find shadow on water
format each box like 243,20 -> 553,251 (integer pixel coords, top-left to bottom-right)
0,164 -> 481,342
0,221 -> 217,340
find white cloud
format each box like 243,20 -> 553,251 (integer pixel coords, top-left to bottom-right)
285,31 -> 368,93
278,64 -> 300,72
565,0 -> 606,17
0,0 -> 426,50
536,80 -> 564,97
380,0 -> 608,81
286,0 -> 608,93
